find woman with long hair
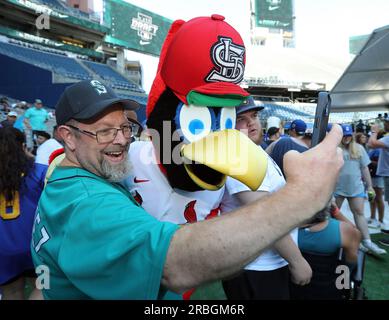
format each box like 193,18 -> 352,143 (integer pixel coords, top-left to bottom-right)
334,124 -> 386,256
355,132 -> 368,150
0,127 -> 47,299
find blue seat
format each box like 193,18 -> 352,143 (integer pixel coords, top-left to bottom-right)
0,42 -> 90,80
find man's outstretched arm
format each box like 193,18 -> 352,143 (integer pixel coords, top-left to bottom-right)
162,125 -> 344,293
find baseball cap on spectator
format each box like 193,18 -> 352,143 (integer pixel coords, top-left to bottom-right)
290,119 -> 307,135
35,99 -> 42,104
342,124 -> 353,136
267,127 -> 280,136
236,96 -> 264,115
55,80 -> 140,125
283,122 -> 292,130
8,111 -> 17,117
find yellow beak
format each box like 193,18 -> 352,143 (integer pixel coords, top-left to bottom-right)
180,129 -> 268,191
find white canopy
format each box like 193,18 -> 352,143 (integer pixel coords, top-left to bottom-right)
331,25 -> 389,113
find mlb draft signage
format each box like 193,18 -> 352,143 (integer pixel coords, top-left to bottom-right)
131,12 -> 159,46
104,0 -> 172,56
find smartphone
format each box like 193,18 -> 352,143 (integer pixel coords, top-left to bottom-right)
311,92 -> 331,147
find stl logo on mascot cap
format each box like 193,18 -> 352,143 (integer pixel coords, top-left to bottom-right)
160,14 -> 249,107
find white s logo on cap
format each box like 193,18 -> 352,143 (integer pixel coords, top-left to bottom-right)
90,80 -> 107,95
206,37 -> 245,84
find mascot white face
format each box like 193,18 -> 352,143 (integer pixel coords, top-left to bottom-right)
146,15 -> 268,192
175,103 -> 236,144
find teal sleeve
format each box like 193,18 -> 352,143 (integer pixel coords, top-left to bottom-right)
24,109 -> 31,118
58,191 -> 179,300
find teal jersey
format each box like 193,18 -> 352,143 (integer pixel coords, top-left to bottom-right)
24,107 -> 49,131
31,167 -> 179,300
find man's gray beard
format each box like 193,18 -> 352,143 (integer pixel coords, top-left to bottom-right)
102,157 -> 132,182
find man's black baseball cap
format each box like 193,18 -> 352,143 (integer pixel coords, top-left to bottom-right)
55,80 -> 140,125
236,96 -> 264,115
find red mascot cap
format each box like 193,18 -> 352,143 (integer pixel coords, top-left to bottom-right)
160,14 -> 249,107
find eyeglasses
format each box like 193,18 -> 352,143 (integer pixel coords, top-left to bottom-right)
67,121 -> 141,144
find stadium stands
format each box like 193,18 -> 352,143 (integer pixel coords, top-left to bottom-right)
0,40 -> 144,91
259,103 -> 312,121
256,100 -> 379,124
119,94 -> 148,107
83,61 -> 144,93
0,41 -> 90,80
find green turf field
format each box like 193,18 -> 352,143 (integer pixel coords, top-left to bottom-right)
363,233 -> 389,300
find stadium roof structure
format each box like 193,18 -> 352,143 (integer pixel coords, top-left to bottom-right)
331,25 -> 389,113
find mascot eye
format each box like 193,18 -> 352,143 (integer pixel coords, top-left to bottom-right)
177,103 -> 213,143
218,107 -> 236,130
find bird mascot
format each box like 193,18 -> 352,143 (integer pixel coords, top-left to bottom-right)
124,14 -> 269,299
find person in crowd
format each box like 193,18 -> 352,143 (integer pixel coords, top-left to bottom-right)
221,97 -> 312,300
35,125 -> 63,165
31,77 -> 343,300
289,119 -> 307,139
367,122 -> 389,233
368,130 -> 386,229
16,101 -> 28,111
31,131 -> 51,156
355,120 -> 366,134
335,124 -> 386,255
35,131 -> 51,147
298,207 -> 361,264
0,127 -> 47,299
0,111 -> 18,128
23,99 -> 50,134
0,97 -> 10,113
355,132 -> 368,150
265,126 -> 280,146
13,112 -> 26,132
289,206 -> 362,300
266,119 -> 310,175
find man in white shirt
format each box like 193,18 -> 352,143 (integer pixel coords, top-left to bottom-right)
35,125 -> 63,165
221,97 -> 312,299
